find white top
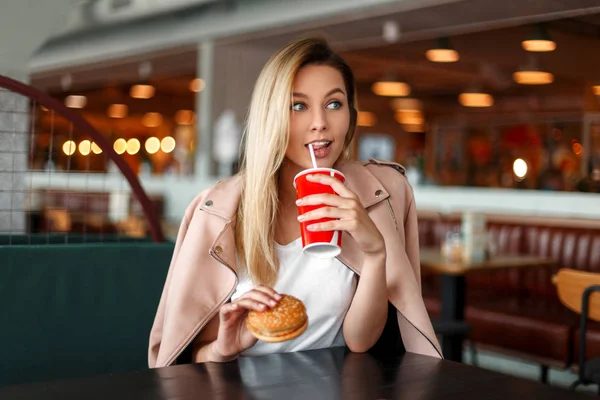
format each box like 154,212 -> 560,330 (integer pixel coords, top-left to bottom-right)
231,237 -> 357,356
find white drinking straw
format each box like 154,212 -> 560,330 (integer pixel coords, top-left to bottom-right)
308,143 -> 318,169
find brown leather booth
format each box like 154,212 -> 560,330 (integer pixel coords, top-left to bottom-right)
418,212 -> 600,369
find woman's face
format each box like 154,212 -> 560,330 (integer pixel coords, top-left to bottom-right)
285,64 -> 350,170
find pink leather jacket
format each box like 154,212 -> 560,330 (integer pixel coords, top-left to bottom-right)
148,159 -> 442,367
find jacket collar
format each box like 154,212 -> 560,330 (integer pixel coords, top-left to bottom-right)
198,162 -> 390,276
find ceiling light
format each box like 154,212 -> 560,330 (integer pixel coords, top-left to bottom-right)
522,24 -> 556,52
107,104 -> 128,118
426,37 -> 459,63
522,40 -> 556,52
513,56 -> 554,85
458,92 -> 494,107
65,95 -> 86,109
513,70 -> 554,85
372,81 -> 411,97
130,84 -> 155,99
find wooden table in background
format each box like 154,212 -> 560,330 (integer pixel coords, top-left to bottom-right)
419,247 -> 556,363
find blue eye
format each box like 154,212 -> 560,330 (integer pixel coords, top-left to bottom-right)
292,103 -> 306,111
327,101 -> 342,110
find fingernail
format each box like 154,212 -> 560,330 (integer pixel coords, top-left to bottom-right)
307,224 -> 315,231
297,214 -> 305,221
274,294 -> 282,300
259,304 -> 266,310
270,300 -> 277,306
296,199 -> 303,205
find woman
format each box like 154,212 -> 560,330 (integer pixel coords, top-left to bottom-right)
148,37 -> 442,367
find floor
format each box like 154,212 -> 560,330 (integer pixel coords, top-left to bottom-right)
464,348 -> 598,395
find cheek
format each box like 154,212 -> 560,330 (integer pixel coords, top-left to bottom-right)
332,110 -> 350,138
289,116 -> 304,145
286,115 -> 305,157
290,112 -> 309,131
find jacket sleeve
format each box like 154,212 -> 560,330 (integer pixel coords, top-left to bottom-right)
403,183 -> 422,289
148,202 -> 194,368
367,159 -> 422,289
366,160 -> 442,358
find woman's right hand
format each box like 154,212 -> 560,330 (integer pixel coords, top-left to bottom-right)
212,285 -> 281,360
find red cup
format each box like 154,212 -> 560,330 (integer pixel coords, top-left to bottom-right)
293,168 -> 346,258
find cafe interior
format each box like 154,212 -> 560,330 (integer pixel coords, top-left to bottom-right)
1,0 -> 600,398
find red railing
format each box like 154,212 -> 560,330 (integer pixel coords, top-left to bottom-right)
0,74 -> 165,242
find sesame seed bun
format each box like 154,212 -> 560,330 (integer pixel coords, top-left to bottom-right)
246,295 -> 308,343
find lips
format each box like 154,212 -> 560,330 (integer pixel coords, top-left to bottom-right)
305,140 -> 333,159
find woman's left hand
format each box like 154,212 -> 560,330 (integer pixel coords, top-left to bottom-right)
296,173 -> 385,256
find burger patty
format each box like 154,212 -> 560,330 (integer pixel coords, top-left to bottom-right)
247,316 -> 308,337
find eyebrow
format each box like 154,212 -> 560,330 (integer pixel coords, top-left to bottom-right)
292,88 -> 346,99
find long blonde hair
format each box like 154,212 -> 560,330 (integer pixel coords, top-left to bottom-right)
236,37 -> 358,286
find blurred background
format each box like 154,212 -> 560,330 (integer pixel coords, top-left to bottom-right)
2,0 -> 600,393
1,0 -> 597,237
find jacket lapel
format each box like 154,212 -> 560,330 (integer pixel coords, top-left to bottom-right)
198,162 -> 391,277
336,162 -> 390,275
198,175 -> 243,275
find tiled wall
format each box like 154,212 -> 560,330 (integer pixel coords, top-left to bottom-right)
0,88 -> 28,233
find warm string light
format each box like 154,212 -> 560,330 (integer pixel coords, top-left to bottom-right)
145,137 -> 161,154
161,136 -> 176,153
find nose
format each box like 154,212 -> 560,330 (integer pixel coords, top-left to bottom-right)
310,108 -> 328,132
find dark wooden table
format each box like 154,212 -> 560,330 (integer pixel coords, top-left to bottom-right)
0,347 -> 588,399
420,247 -> 556,363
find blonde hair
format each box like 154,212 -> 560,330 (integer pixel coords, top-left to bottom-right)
236,37 -> 358,286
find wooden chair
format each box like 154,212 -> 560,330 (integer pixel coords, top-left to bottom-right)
553,268 -> 600,393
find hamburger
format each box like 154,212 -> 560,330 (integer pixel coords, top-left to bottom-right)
246,294 -> 308,343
